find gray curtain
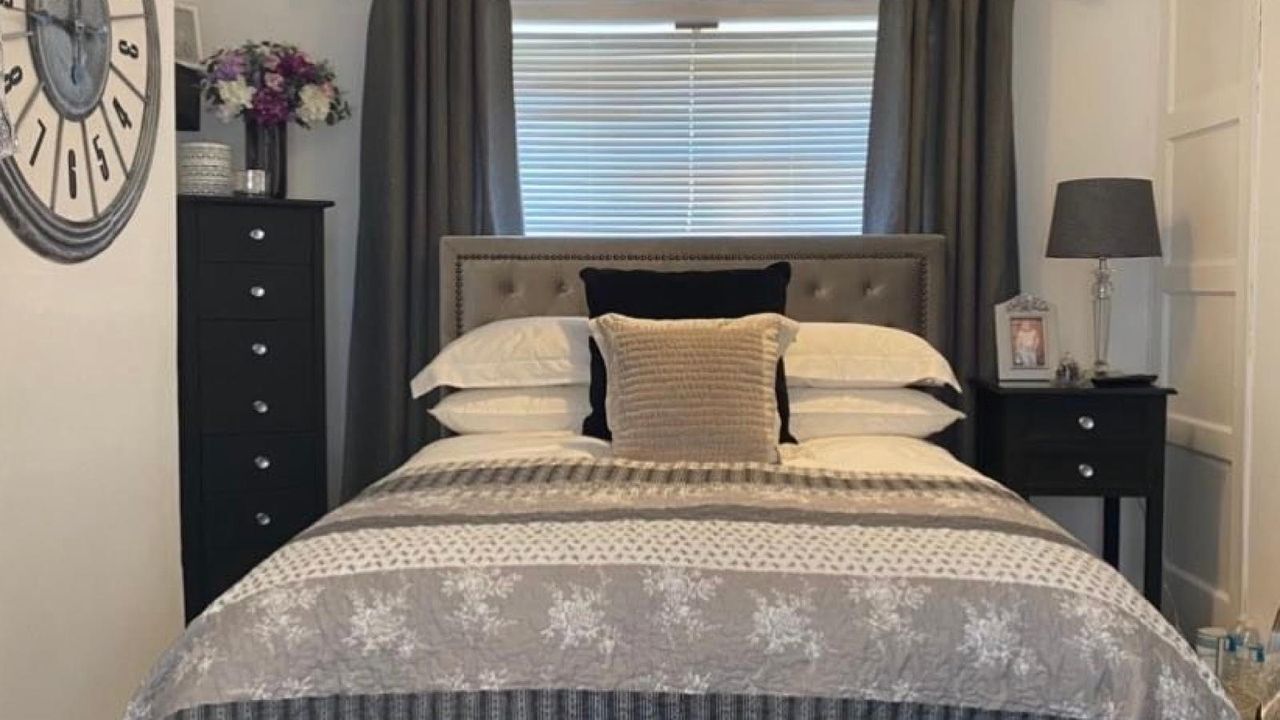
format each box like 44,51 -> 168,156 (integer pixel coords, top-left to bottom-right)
343,0 -> 524,501
863,0 -> 1019,460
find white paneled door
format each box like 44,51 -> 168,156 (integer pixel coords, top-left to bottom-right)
1156,0 -> 1257,630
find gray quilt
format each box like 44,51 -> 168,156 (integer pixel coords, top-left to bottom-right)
126,458 -> 1234,719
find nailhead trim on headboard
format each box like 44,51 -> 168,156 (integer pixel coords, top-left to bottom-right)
451,252 -> 932,341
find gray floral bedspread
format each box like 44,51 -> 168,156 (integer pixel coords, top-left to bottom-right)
127,458 -> 1234,719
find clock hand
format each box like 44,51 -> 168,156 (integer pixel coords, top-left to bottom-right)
70,0 -> 83,85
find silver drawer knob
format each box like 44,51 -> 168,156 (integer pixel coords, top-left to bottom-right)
1078,415 -> 1096,431
252,400 -> 270,415
251,342 -> 269,356
255,512 -> 272,527
249,285 -> 266,298
1078,463 -> 1095,479
254,455 -> 271,470
249,228 -> 267,241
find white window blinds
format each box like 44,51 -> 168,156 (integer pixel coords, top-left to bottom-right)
513,17 -> 878,235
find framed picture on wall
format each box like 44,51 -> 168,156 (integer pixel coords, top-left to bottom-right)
995,294 -> 1059,382
175,4 -> 203,68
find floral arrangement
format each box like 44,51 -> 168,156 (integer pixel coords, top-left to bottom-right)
202,41 -> 351,128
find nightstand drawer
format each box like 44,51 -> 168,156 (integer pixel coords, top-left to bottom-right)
1020,397 -> 1148,441
203,488 -> 324,549
204,543 -> 278,596
197,205 -> 314,265
200,370 -> 315,433
198,321 -> 313,383
198,263 -> 312,320
202,434 -> 318,493
1013,446 -> 1150,494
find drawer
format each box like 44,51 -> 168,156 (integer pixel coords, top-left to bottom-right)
198,263 -> 311,320
1013,446 -> 1150,494
197,205 -> 314,265
204,487 -> 324,549
202,434 -> 318,493
198,321 -> 313,384
204,543 -> 278,598
201,369 -> 314,433
1018,396 -> 1150,442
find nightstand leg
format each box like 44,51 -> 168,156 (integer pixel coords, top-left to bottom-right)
1145,489 -> 1164,608
1103,497 -> 1121,567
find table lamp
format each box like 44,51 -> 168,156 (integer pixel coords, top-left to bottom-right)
1046,178 -> 1162,376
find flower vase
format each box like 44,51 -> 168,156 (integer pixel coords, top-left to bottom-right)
244,120 -> 287,198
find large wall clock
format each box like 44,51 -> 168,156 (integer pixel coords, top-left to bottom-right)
0,0 -> 160,262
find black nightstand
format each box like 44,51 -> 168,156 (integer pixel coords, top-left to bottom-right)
972,379 -> 1175,608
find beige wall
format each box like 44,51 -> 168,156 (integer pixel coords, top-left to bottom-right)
0,3 -> 183,718
181,0 -> 372,504
1013,0 -> 1164,586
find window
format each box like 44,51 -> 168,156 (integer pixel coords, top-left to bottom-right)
513,8 -> 878,235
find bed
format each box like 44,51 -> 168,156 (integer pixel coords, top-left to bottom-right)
126,235 -> 1233,720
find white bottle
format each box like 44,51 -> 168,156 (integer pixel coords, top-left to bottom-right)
1243,627 -> 1265,664
1229,614 -> 1251,655
1270,606 -> 1280,657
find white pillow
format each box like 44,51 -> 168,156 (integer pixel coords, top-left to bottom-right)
429,386 -> 589,434
411,317 -> 590,397
411,317 -> 960,398
787,388 -> 964,440
784,322 -> 960,391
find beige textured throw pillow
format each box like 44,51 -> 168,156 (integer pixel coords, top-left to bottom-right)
588,313 -> 800,463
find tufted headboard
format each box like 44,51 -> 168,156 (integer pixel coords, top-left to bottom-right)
440,234 -> 949,351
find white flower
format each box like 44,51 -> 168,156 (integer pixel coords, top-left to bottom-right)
441,568 -> 521,637
172,634 -> 220,682
249,585 -> 323,652
642,566 -> 722,641
214,78 -> 255,122
748,588 -> 824,661
298,84 -> 332,126
343,589 -> 419,659
1057,595 -> 1136,671
846,578 -> 932,646
542,582 -> 617,655
1156,664 -> 1197,720
957,600 -> 1040,677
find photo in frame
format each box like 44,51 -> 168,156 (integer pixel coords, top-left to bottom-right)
175,4 -> 203,69
995,294 -> 1059,382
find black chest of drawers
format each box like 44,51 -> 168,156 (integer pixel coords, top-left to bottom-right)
973,379 -> 1175,608
178,195 -> 332,620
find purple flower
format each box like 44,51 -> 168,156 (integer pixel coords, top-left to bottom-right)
277,52 -> 318,82
250,88 -> 291,126
211,51 -> 247,81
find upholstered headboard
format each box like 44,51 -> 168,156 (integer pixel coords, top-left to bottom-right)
440,235 -> 948,351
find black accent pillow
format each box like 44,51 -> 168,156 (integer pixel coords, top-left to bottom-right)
580,262 -> 796,444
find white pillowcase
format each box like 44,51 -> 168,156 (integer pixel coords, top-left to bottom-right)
411,316 -> 960,398
429,386 -> 589,434
784,322 -> 960,391
787,388 -> 964,441
411,317 -> 590,398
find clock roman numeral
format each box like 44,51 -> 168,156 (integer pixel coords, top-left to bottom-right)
67,148 -> 78,200
92,135 -> 109,181
29,118 -> 46,167
112,97 -> 132,130
4,66 -> 23,94
117,40 -> 140,59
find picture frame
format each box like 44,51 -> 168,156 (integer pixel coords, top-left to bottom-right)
995,294 -> 1059,382
174,3 -> 203,69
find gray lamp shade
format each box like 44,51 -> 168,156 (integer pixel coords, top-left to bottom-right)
1046,178 -> 1162,258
